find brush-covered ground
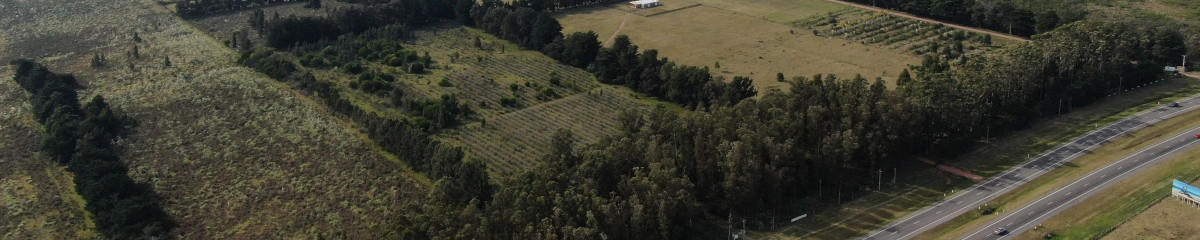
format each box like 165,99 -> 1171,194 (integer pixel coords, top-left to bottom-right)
189,6 -> 656,177
1,0 -> 427,238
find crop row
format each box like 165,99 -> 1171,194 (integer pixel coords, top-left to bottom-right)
448,88 -> 641,175
799,8 -> 992,59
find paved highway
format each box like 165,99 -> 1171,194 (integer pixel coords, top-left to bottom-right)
862,94 -> 1200,240
960,123 -> 1200,239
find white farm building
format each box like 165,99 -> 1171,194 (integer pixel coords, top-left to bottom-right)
630,0 -> 661,8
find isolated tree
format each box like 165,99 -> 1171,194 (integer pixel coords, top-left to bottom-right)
128,45 -> 140,59
249,9 -> 266,32
409,62 -> 425,74
896,68 -> 913,86
163,56 -> 171,67
725,76 -> 756,103
90,53 -> 107,68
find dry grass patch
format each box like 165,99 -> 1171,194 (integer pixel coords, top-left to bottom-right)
556,5 -> 918,93
0,67 -> 100,240
689,0 -> 845,23
1102,179 -> 1200,240
3,0 -> 428,238
339,25 -> 602,119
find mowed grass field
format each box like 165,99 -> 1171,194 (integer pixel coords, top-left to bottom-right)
0,67 -> 100,239
2,0 -> 427,238
556,1 -> 918,93
444,85 -> 645,175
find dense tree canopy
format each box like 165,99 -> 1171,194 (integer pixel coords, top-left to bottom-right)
399,19 -> 1187,239
838,0 -> 1077,37
176,0 -> 294,18
232,0 -> 1189,238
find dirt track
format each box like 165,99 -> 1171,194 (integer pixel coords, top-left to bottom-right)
603,11 -> 633,46
819,0 -> 1030,43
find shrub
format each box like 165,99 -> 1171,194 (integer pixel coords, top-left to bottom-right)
409,62 -> 426,74
344,61 -> 365,74
500,97 -> 519,108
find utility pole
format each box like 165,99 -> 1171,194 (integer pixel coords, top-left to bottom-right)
877,169 -> 883,190
892,167 -> 897,186
742,219 -> 747,238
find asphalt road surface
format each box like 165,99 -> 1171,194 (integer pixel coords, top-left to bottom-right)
862,94 -> 1200,240
960,123 -> 1200,239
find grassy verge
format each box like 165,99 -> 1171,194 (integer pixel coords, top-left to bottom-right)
1100,178 -> 1200,239
759,77 -> 1200,239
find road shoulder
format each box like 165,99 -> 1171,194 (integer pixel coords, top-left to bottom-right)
921,98 -> 1200,239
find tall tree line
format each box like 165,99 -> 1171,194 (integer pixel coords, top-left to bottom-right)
262,0 -> 455,48
256,0 -> 756,106
838,0 -> 1074,37
176,0 -> 295,18
10,60 -> 174,240
400,74 -> 904,239
902,20 -> 1187,154
239,50 -> 494,206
